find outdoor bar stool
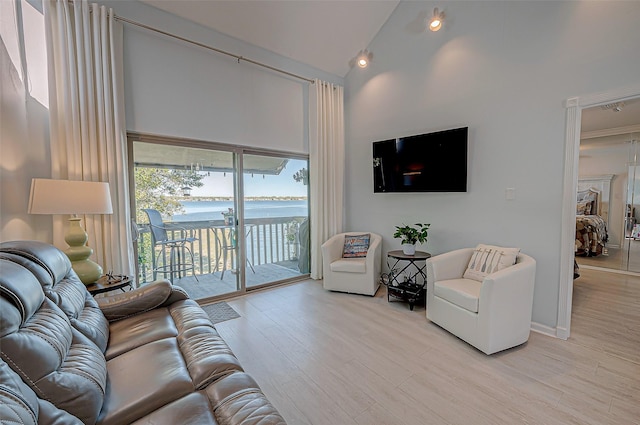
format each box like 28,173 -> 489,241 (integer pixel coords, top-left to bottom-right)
143,209 -> 199,283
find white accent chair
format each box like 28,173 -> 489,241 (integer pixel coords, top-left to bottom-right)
321,232 -> 382,296
426,248 -> 536,354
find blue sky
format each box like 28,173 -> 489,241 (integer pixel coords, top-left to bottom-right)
190,158 -> 308,198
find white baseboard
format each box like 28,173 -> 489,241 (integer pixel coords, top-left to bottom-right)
531,322 -> 561,339
580,264 -> 640,277
555,326 -> 569,340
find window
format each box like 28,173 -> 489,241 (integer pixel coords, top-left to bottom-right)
129,134 -> 309,302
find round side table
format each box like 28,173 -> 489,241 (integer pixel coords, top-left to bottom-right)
86,274 -> 133,296
385,250 -> 431,310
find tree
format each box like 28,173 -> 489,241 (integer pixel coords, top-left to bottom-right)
134,167 -> 204,222
293,167 -> 308,185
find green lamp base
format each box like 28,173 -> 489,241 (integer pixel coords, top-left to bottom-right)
64,217 -> 103,285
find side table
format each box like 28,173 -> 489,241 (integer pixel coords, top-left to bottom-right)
385,250 -> 431,310
86,274 -> 133,296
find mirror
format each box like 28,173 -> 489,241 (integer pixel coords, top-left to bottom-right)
577,96 -> 640,273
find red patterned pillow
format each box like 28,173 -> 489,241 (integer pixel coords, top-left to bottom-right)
342,234 -> 370,258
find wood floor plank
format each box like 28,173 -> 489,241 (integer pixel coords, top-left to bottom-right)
213,268 -> 640,425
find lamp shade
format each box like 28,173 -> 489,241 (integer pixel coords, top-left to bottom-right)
28,179 -> 113,215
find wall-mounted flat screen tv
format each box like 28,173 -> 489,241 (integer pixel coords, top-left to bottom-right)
373,127 -> 468,193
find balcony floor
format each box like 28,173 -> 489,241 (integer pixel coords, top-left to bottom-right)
170,262 -> 306,300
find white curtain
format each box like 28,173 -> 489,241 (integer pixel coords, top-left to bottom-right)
309,79 -> 345,279
44,0 -> 133,276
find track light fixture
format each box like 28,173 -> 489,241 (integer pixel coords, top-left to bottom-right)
600,102 -> 625,112
355,49 -> 373,68
428,7 -> 445,32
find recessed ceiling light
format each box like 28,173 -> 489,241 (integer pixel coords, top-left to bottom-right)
428,7 -> 445,32
355,49 -> 373,69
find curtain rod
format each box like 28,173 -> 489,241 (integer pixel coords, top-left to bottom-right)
114,15 -> 315,84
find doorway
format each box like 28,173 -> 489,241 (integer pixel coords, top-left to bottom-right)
559,84 -> 640,339
128,133 -> 310,303
577,101 -> 640,273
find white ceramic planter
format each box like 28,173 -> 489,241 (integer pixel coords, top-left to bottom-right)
402,243 -> 416,256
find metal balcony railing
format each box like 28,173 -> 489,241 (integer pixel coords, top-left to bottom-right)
136,216 -> 308,282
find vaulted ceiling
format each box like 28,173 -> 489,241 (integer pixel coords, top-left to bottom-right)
139,0 -> 399,77
138,0 -> 639,144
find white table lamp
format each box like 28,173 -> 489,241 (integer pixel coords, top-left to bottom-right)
28,178 -> 113,284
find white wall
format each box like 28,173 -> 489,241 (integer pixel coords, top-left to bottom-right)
344,1 -> 640,329
1,0 -> 343,242
105,0 -> 343,154
0,0 -> 52,242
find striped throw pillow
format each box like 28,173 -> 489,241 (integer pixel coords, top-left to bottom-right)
463,244 -> 520,282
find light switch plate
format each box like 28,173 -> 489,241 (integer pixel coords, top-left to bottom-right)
506,188 -> 516,200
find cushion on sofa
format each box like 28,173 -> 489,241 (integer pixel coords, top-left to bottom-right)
433,278 -> 482,313
330,258 -> 366,273
0,260 -> 107,424
342,234 -> 370,258
0,249 -> 111,352
130,393 -> 219,425
100,338 -> 194,425
0,240 -> 71,284
0,360 -> 39,425
105,307 -> 178,360
463,244 -> 520,282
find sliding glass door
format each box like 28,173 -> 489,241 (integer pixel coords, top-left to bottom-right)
132,140 -> 240,300
242,153 -> 310,289
129,135 -> 309,302
624,140 -> 640,272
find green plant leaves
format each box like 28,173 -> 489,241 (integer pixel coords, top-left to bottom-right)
393,223 -> 430,245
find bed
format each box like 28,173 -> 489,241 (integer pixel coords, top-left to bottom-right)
575,188 -> 609,256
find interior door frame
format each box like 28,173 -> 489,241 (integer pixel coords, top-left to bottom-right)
559,83 -> 640,340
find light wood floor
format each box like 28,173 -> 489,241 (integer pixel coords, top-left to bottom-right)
576,240 -> 640,272
215,269 -> 640,425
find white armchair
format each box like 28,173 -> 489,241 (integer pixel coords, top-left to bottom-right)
321,232 -> 382,296
426,248 -> 536,355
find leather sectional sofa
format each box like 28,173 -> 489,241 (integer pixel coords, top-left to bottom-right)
0,240 -> 286,424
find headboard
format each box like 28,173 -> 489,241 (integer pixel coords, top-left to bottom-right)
577,174 -> 613,223
577,188 -> 601,216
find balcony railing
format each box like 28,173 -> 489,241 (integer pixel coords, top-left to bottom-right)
137,216 -> 308,283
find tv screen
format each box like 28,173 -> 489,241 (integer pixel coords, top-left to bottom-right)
373,127 -> 468,193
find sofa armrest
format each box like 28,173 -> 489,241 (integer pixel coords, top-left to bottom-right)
321,234 -> 345,265
206,372 -> 286,425
161,285 -> 190,306
427,248 -> 474,285
97,280 -> 189,322
365,235 -> 382,276
478,255 -> 537,333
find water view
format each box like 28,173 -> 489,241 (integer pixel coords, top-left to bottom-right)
172,199 -> 308,222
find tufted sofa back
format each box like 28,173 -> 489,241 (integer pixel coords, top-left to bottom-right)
0,259 -> 107,423
0,240 -> 287,425
0,241 -> 110,351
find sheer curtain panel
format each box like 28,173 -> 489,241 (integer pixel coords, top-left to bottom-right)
309,80 -> 345,279
44,0 -> 133,276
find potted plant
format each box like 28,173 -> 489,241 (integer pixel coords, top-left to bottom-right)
393,223 -> 430,255
221,208 -> 234,225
